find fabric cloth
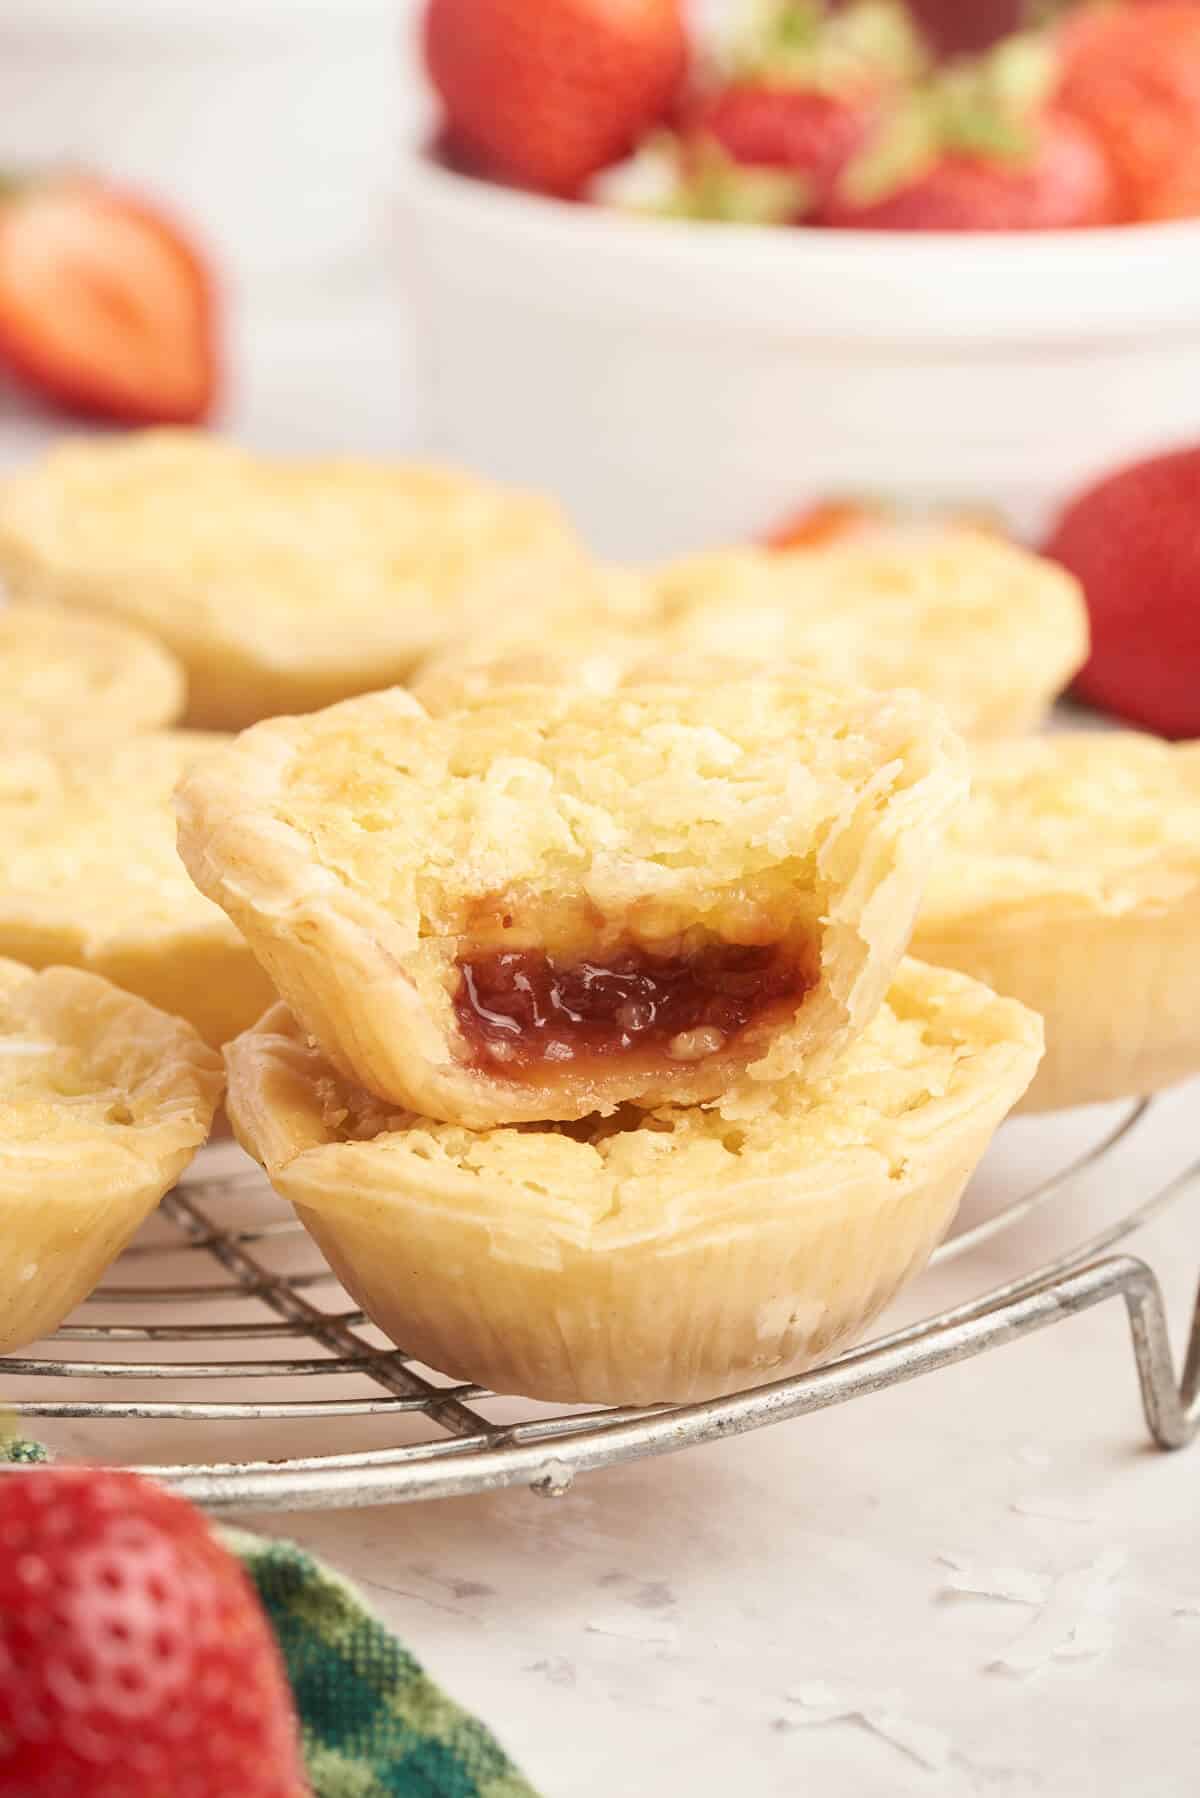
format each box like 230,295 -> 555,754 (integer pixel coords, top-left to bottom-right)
0,1439 -> 538,1798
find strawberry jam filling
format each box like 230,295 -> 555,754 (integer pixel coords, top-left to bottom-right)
454,941 -> 816,1076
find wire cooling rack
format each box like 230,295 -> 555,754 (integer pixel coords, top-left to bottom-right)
2,1087 -> 1198,1513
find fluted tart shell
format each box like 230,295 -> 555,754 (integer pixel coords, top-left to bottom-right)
0,732 -> 276,1047
0,958 -> 223,1354
647,533 -> 1088,739
915,732 -> 1200,1111
224,961 -> 1042,1407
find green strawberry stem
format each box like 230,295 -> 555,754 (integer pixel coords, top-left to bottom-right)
636,132 -> 813,224
838,26 -> 1057,205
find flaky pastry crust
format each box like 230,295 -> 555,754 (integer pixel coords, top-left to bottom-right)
0,602 -> 185,745
915,733 -> 1200,1111
224,962 -> 1042,1405
0,732 -> 276,1046
177,677 -> 967,1127
0,431 -> 592,730
419,532 -> 1088,741
649,533 -> 1089,739
0,958 -> 223,1353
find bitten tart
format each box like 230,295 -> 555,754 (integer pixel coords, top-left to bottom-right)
177,676 -> 967,1128
652,533 -> 1088,739
0,431 -> 592,730
0,958 -> 223,1354
914,733 -> 1200,1113
0,603 -> 185,745
225,962 -> 1043,1405
0,733 -> 276,1047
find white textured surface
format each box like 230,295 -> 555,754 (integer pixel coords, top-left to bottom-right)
1,14 -> 1198,1794
240,1178 -> 1200,1798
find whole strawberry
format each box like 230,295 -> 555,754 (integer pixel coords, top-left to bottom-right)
1055,1 -> 1200,221
0,1467 -> 310,1798
423,0 -> 688,197
1044,446 -> 1200,740
823,30 -> 1116,229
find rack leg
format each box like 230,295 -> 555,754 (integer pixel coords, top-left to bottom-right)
1124,1265 -> 1200,1451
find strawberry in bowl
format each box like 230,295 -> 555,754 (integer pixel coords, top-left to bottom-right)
681,0 -> 929,219
819,31 -> 1117,229
419,0 -> 1200,232
424,0 -> 689,197
405,0 -> 1200,559
1055,0 -> 1200,222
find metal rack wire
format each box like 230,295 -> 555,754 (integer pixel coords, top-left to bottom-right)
3,1090 -> 1198,1512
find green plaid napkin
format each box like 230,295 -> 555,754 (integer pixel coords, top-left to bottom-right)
1,1441 -> 538,1798
227,1531 -> 536,1798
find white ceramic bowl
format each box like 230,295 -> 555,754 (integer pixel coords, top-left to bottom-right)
399,151 -> 1200,559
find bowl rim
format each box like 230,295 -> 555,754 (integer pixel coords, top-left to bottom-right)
399,142 -> 1200,265
398,145 -> 1200,342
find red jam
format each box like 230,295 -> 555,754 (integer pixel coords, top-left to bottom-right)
454,941 -> 815,1076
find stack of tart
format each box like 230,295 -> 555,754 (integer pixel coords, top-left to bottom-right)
2,428 -> 1198,1409
176,673 -> 1043,1404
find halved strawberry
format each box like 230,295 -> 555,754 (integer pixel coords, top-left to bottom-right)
0,175 -> 218,426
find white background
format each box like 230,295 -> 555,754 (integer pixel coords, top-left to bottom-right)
1,9 -> 1198,1795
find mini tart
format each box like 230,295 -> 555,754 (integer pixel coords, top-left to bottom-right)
177,677 -> 968,1128
0,958 -> 223,1355
648,531 -> 1089,739
225,963 -> 1043,1405
410,569 -> 657,713
0,602 -> 185,745
0,431 -> 591,730
914,733 -> 1200,1112
0,733 -> 276,1047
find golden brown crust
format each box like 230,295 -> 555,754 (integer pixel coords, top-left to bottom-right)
418,532 -> 1089,740
177,676 -> 968,1127
224,961 -> 1042,1405
0,431 -> 593,730
0,732 -> 276,1046
0,957 -> 223,1353
914,733 -> 1200,1110
648,533 -> 1089,738
0,602 -> 185,744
